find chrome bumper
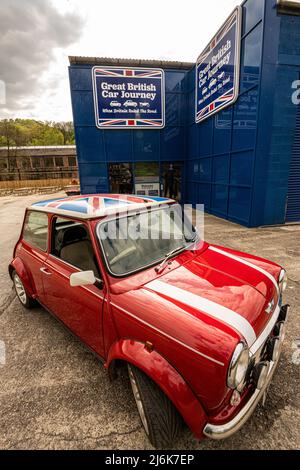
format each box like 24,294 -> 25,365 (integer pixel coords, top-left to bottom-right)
203,357 -> 279,439
203,303 -> 289,440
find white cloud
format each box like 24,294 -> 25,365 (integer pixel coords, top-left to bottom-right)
0,0 -> 242,121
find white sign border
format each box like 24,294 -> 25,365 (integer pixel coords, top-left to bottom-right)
92,65 -> 165,130
195,6 -> 242,124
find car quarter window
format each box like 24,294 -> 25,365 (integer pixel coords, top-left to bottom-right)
23,211 -> 48,251
51,217 -> 101,278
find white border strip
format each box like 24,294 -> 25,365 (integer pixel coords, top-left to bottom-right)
195,6 -> 242,124
92,66 -> 165,130
146,280 -> 256,346
209,246 -> 279,294
110,303 -> 224,366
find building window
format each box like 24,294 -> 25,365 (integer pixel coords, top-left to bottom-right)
9,157 -> 18,170
0,158 -> 7,170
55,157 -> 64,167
44,157 -> 54,168
68,157 -> 77,166
31,158 -> 41,168
18,157 -> 31,169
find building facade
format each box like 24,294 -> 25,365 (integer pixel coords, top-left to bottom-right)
0,146 -> 78,182
69,0 -> 300,227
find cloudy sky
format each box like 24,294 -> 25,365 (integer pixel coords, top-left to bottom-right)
0,0 -> 242,122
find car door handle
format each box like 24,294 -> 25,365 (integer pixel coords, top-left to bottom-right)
40,267 -> 52,275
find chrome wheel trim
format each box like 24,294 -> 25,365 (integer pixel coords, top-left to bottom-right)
14,274 -> 27,305
128,365 -> 150,435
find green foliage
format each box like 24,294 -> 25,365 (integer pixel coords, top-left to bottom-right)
0,119 -> 75,147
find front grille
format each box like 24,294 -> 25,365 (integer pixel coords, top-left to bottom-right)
240,304 -> 289,391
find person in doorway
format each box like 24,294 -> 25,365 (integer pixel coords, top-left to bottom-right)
164,164 -> 177,199
122,166 -> 133,194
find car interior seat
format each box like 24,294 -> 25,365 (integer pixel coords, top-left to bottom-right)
59,225 -> 100,277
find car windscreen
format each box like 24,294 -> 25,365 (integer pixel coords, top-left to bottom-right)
96,205 -> 197,276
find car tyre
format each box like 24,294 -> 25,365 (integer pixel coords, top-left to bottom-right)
127,364 -> 182,448
12,271 -> 36,309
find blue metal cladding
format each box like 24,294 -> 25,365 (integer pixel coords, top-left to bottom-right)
69,66 -> 189,195
250,1 -> 300,226
185,0 -> 300,226
69,0 -> 300,226
286,103 -> 300,221
185,0 -> 265,226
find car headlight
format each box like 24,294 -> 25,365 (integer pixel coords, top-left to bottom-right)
227,343 -> 250,389
279,269 -> 288,294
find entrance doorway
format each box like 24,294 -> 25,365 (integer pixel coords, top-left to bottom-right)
108,161 -> 184,202
109,163 -> 133,194
135,162 -> 160,197
162,162 -> 183,202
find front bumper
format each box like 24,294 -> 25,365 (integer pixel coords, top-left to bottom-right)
203,304 -> 289,440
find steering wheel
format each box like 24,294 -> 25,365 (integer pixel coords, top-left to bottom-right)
109,246 -> 137,266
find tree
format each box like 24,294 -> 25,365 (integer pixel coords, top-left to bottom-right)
0,119 -> 73,147
0,119 -> 16,149
0,119 -> 17,171
53,121 -> 75,145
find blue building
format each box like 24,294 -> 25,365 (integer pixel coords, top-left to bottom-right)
69,0 -> 300,227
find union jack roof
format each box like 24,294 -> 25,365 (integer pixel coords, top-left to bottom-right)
29,194 -> 174,219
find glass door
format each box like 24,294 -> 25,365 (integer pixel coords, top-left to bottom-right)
109,163 -> 134,194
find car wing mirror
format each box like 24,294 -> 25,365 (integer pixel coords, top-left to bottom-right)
70,271 -> 96,287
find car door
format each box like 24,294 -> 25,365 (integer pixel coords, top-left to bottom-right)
41,216 -> 106,358
18,210 -> 49,305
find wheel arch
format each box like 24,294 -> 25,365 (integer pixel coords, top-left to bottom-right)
9,258 -> 35,298
106,338 -> 207,439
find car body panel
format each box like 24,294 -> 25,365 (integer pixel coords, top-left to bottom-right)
41,254 -> 106,357
14,240 -> 48,304
109,288 -> 238,411
106,339 -> 207,438
10,256 -> 36,298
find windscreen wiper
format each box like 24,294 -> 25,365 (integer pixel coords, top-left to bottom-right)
155,245 -> 186,274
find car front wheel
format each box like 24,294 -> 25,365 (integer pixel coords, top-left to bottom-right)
127,364 -> 182,448
13,271 -> 36,309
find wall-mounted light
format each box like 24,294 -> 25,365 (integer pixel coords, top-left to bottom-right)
277,0 -> 300,15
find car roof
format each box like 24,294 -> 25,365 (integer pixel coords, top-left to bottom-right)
28,194 -> 174,220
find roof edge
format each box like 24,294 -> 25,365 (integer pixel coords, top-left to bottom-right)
68,56 -> 194,70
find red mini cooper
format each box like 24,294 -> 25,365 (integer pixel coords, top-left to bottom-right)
9,194 -> 289,448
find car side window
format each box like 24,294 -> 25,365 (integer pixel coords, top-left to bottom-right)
23,211 -> 48,251
51,217 -> 101,278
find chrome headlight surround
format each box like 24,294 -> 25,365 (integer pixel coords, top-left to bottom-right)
227,342 -> 250,390
279,269 -> 288,294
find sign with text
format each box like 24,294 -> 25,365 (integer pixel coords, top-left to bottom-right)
135,182 -> 160,197
195,7 -> 242,123
92,66 -> 165,129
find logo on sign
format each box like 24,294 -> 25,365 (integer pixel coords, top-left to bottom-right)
92,67 -> 165,129
195,7 -> 242,123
